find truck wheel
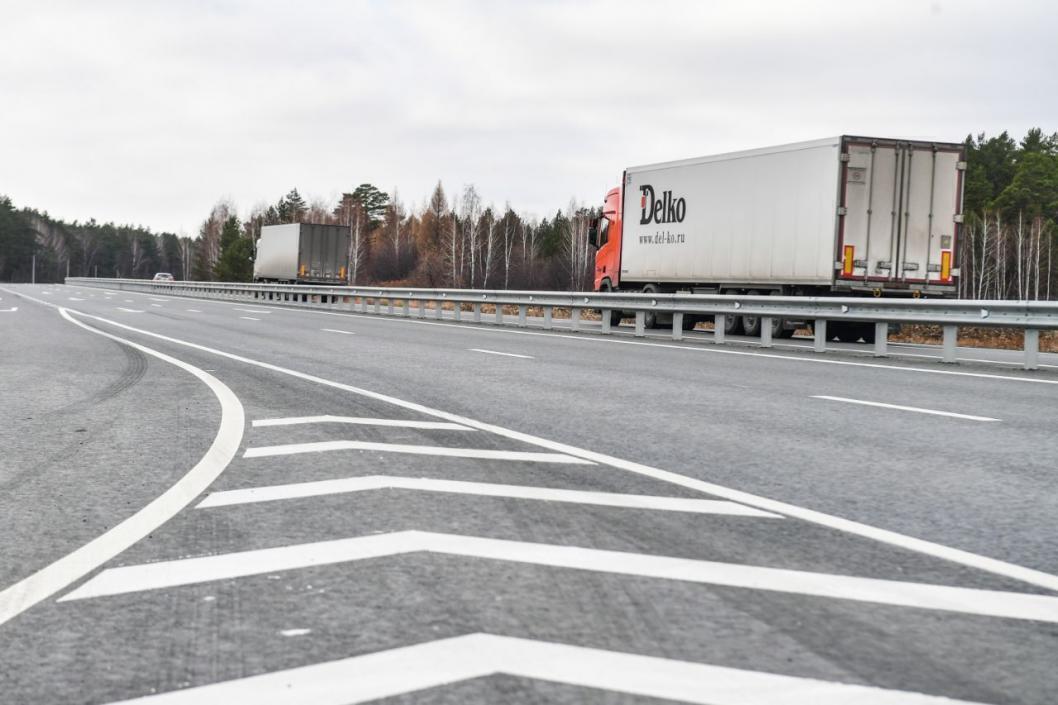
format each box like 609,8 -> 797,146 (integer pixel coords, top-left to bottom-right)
724,313 -> 744,336
642,284 -> 660,329
741,291 -> 762,336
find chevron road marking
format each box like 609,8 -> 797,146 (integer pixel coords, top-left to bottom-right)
44,306 -> 1058,592
196,475 -> 781,517
58,531 -> 1058,622
243,441 -> 593,464
252,415 -> 473,431
97,632 -> 985,705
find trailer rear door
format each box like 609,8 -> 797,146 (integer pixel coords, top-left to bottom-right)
839,138 -> 963,290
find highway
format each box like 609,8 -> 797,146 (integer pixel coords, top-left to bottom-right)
1,282 -> 1057,704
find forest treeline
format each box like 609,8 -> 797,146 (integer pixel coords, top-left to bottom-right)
2,127 -> 1056,298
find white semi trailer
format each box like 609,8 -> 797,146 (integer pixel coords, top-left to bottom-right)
590,136 -> 966,341
253,223 -> 351,285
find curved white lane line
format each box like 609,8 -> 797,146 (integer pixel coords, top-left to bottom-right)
0,306 -> 245,627
51,307 -> 1058,593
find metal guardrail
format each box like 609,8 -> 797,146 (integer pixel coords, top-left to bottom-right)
67,277 -> 1058,370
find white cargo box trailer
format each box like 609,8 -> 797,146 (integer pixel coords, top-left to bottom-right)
253,223 -> 351,284
615,136 -> 965,295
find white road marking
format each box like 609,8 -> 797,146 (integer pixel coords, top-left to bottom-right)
279,628 -> 312,637
812,396 -> 1000,422
41,291 -> 53,295
124,299 -> 134,303
0,303 -> 244,628
470,348 -> 534,359
197,475 -> 781,517
0,306 -> 16,313
321,328 -> 355,335
234,308 -> 271,314
60,530 -> 1058,622
252,415 -> 472,430
239,316 -> 260,321
150,304 -> 163,308
117,307 -> 144,313
186,309 -> 202,313
243,441 -> 592,464
90,632 -> 983,705
54,307 -> 1058,592
68,297 -> 85,301
149,297 -> 171,302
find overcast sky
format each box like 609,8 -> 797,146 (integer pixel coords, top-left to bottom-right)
1,0 -> 1054,235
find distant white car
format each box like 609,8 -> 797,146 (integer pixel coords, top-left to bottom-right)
152,272 -> 175,282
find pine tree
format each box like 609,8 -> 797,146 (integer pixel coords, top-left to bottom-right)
213,215 -> 254,281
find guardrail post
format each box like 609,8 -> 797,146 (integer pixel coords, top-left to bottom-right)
813,320 -> 827,353
714,314 -> 725,344
543,306 -> 553,329
454,303 -> 462,321
495,305 -> 504,325
760,316 -> 772,348
634,311 -> 645,337
874,322 -> 888,357
518,305 -> 527,328
360,297 -> 367,313
473,303 -> 481,323
373,298 -> 380,315
567,307 -> 578,331
672,312 -> 684,341
942,325 -> 958,363
1024,329 -> 1040,370
402,299 -> 410,317
601,310 -> 612,334
434,301 -> 443,320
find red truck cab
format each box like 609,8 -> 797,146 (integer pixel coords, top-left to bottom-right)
592,186 -> 622,292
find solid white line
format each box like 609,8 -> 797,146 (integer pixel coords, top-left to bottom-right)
117,307 -> 144,313
252,415 -> 472,430
812,396 -> 1000,422
93,632 -> 981,705
53,306 -> 1058,592
60,530 -> 1058,623
470,348 -> 534,359
239,316 -> 260,321
0,303 -> 244,627
321,328 -> 355,335
243,440 -> 593,464
196,475 -> 782,517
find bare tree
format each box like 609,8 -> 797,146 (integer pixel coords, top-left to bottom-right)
501,204 -> 516,290
459,186 -> 482,287
480,207 -> 496,288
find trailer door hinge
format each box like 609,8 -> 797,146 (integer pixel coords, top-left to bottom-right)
836,206 -> 847,216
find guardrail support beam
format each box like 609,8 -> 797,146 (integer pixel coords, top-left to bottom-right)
518,305 -> 527,327
760,317 -> 772,348
874,322 -> 888,357
454,303 -> 462,321
571,308 -> 581,331
495,305 -> 503,325
434,301 -> 443,319
473,303 -> 481,323
1025,329 -> 1040,370
814,320 -> 827,353
672,312 -> 683,341
543,307 -> 552,329
714,314 -> 725,344
634,311 -> 645,338
601,310 -> 612,334
942,325 -> 958,363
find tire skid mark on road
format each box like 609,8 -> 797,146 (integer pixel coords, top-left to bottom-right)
37,305 -> 1058,593
0,293 -> 245,628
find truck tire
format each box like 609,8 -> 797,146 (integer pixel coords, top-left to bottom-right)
599,281 -> 623,327
641,284 -> 660,329
741,291 -> 763,337
724,312 -> 744,336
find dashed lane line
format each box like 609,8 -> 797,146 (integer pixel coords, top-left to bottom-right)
252,415 -> 472,430
812,396 -> 1000,422
321,328 -> 356,335
196,475 -> 780,517
239,316 -> 260,321
91,632 -> 984,705
234,308 -> 272,314
470,348 -> 534,359
0,302 -> 244,628
117,307 -> 144,313
49,307 -> 1058,592
243,440 -> 593,464
59,530 -> 1058,623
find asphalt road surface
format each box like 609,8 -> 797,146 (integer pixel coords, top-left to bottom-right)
2,282 -> 1057,705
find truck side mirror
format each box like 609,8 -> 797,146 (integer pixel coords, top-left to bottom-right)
588,221 -> 599,248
